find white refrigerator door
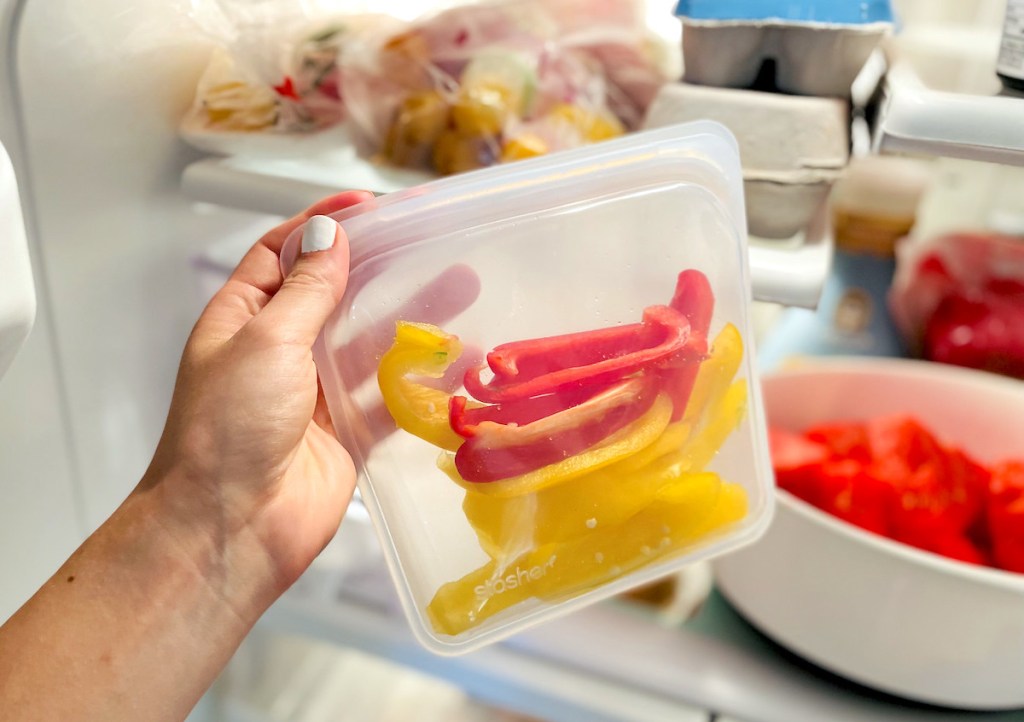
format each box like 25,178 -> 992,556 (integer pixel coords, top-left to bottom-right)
0,141 -> 34,379
0,0 -> 82,622
0,0 -> 276,623
9,0 -> 278,532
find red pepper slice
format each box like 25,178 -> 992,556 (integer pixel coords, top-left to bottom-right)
482,322 -> 654,383
449,382 -> 617,439
463,305 -> 700,403
454,375 -> 658,482
669,269 -> 714,334
661,270 -> 714,420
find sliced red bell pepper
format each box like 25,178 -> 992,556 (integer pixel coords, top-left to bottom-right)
988,461 -> 1024,573
481,322 -> 653,383
669,269 -> 714,333
453,375 -> 658,482
449,382 -> 617,439
463,304 -> 702,403
661,270 -> 714,420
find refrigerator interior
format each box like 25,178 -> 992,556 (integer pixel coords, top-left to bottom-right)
1,0 -> 1023,721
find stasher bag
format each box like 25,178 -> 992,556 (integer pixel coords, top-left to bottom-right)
281,121 -> 775,654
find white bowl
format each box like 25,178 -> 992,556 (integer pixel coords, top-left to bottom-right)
715,357 -> 1024,710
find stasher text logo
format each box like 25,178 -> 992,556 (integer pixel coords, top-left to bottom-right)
475,556 -> 557,600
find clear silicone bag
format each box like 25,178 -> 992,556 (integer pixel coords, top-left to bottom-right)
281,121 -> 774,654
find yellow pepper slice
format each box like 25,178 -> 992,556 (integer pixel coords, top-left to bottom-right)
678,379 -> 748,472
428,477 -> 749,637
437,394 -> 674,498
683,323 -> 744,425
377,321 -> 466,452
461,423 -> 690,554
463,465 -> 722,558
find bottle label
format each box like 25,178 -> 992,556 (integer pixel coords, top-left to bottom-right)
999,0 -> 1024,80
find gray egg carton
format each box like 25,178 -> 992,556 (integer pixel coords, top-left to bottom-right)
681,18 -> 892,98
643,82 -> 849,239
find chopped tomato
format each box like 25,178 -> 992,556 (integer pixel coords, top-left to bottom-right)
769,427 -> 830,502
768,417 -> 1020,575
804,422 -> 871,463
988,461 -> 1024,573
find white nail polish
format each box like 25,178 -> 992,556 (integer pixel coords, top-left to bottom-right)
302,215 -> 338,253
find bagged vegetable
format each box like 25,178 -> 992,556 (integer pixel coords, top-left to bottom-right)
889,232 -> 1024,378
181,0 -> 390,137
337,0 -> 671,175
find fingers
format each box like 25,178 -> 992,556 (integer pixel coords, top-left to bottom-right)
229,190 -> 374,298
248,215 -> 349,348
192,192 -> 372,344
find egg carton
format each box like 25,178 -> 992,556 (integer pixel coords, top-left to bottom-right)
675,0 -> 894,97
643,82 -> 849,239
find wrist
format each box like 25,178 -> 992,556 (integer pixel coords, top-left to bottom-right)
132,466 -> 288,626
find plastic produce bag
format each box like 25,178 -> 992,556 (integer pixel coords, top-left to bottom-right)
337,0 -> 671,175
890,232 -> 1024,378
181,0 -> 389,136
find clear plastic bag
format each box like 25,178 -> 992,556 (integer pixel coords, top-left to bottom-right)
890,232 -> 1024,377
181,0 -> 388,136
337,0 -> 671,175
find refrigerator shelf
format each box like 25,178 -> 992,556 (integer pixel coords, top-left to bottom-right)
260,592 -> 707,722
260,581 -> 1024,722
874,61 -> 1024,167
255,507 -> 1024,722
183,151 -> 834,310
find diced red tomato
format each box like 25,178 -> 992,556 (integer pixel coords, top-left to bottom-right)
768,416 -> 1021,575
865,416 -> 946,471
988,461 -> 1024,573
928,534 -> 990,567
769,427 -> 830,476
804,422 -> 871,463
814,459 -> 892,536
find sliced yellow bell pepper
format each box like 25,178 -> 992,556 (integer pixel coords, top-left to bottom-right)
437,394 -> 674,498
428,477 -> 749,637
461,431 -> 703,556
683,323 -> 744,425
678,379 -> 748,472
377,321 -> 466,452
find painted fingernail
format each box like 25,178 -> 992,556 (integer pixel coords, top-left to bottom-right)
302,215 -> 338,253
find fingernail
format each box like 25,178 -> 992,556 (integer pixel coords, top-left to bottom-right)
302,215 -> 338,253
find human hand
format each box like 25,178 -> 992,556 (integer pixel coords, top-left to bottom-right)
143,191 -> 372,600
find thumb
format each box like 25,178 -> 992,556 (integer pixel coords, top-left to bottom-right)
253,215 -> 349,347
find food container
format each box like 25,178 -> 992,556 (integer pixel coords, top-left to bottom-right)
715,358 -> 1024,709
643,83 -> 849,239
280,122 -> 775,654
675,0 -> 894,97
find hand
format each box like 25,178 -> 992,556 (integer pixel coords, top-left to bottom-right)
144,191 -> 372,594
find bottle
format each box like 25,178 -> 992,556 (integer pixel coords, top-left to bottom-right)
998,0 -> 1024,93
757,157 -> 930,371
